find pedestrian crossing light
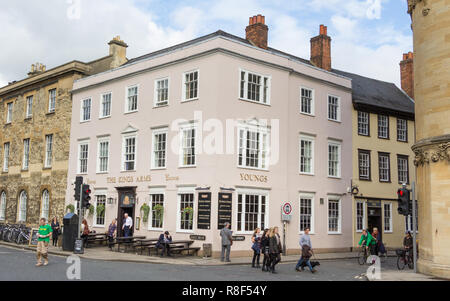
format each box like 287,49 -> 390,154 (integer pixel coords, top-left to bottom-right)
81,184 -> 91,209
397,187 -> 410,216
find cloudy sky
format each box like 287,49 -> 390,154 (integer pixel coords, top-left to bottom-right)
0,0 -> 413,88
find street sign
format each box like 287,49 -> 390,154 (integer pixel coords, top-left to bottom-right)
282,202 -> 292,222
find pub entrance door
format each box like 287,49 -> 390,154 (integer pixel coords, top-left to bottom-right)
116,187 -> 137,237
367,205 -> 382,240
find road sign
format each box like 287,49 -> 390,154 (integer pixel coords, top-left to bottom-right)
282,203 -> 292,215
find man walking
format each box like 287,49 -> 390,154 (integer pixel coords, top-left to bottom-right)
295,228 -> 316,273
36,217 -> 53,267
122,213 -> 133,237
220,222 -> 233,262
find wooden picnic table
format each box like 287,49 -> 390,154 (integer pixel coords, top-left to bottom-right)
85,233 -> 108,248
134,238 -> 159,255
115,236 -> 146,252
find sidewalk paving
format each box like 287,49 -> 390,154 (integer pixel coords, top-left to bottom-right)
374,270 -> 444,281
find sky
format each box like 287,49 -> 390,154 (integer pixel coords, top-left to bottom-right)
0,0 -> 413,88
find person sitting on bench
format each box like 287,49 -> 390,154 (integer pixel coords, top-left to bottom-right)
156,231 -> 172,257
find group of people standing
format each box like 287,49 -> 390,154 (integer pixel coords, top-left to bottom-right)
251,227 -> 283,273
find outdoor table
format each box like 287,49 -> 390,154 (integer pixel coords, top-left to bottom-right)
115,236 -> 146,252
134,238 -> 159,255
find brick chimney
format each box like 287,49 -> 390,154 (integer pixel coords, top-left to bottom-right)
108,36 -> 128,69
400,51 -> 414,99
246,14 -> 269,49
27,62 -> 46,77
310,25 -> 332,71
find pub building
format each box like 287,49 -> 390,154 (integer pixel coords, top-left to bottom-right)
65,16 -> 354,257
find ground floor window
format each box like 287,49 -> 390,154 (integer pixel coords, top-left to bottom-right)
405,203 -> 418,233
237,191 -> 267,233
178,193 -> 194,231
328,197 -> 341,233
0,191 -> 6,221
18,191 -> 27,222
356,201 -> 365,232
299,194 -> 314,233
41,190 -> 50,221
150,193 -> 164,229
384,203 -> 392,233
95,195 -> 106,226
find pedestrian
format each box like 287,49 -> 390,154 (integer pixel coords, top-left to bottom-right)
122,213 -> 133,237
260,228 -> 271,272
81,219 -> 90,246
36,217 -> 53,267
251,228 -> 261,268
372,227 -> 385,256
50,216 -> 61,247
295,228 -> 316,273
106,219 -> 117,250
403,231 -> 413,260
268,227 -> 282,274
156,231 -> 173,257
220,222 -> 233,262
358,229 -> 377,256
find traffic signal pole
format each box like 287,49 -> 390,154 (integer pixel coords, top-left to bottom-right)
77,182 -> 83,240
412,181 -> 417,273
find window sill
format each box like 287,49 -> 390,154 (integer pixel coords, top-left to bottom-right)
42,167 -> 52,171
21,169 -> 29,172
237,166 -> 269,172
181,98 -> 199,103
176,230 -> 194,234
397,139 -> 408,143
96,171 -> 109,175
124,110 -> 138,115
99,115 -> 111,120
239,98 -> 270,107
378,136 -> 390,140
357,133 -> 370,137
120,170 -> 136,173
178,165 -> 197,169
328,176 -> 342,180
300,112 -> 315,117
299,172 -> 315,176
379,180 -> 392,183
151,167 -> 167,171
327,232 -> 342,235
24,117 -> 32,121
80,120 -> 91,124
154,103 -> 169,108
327,119 -> 342,124
358,178 -> 372,182
4,122 -> 11,126
46,111 -> 56,116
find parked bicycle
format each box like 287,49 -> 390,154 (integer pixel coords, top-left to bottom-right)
396,248 -> 413,270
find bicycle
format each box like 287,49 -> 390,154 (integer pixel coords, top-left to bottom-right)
358,245 -> 369,265
396,248 -> 413,270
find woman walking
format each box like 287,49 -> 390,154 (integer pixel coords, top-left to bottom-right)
50,217 -> 61,247
106,219 -> 117,250
269,227 -> 282,274
81,219 -> 90,247
260,229 -> 271,272
251,228 -> 262,268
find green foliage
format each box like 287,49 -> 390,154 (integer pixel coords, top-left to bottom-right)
182,207 -> 194,226
88,205 -> 95,216
96,204 -> 105,217
153,204 -> 164,223
140,203 -> 150,223
66,204 -> 75,213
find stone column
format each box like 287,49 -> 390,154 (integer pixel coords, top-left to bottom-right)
408,0 -> 450,279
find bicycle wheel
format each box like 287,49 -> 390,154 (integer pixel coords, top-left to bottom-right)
397,256 -> 406,270
358,249 -> 367,265
408,257 -> 414,269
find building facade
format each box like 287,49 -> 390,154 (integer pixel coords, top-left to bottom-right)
65,17 -> 355,257
408,0 -> 450,279
0,37 -> 128,226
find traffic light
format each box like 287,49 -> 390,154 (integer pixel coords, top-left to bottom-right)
397,187 -> 410,216
74,176 -> 83,202
81,184 -> 91,209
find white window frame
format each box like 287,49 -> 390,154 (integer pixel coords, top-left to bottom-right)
176,187 -> 196,233
327,141 -> 341,178
148,188 -> 165,231
44,134 -> 53,168
96,137 -> 110,174
22,138 -> 30,170
2,142 -> 10,172
357,111 -> 369,136
327,94 -> 341,122
18,190 -> 27,223
77,140 -> 89,175
99,92 -> 112,119
179,123 -> 197,168
154,77 -> 170,107
182,70 -> 199,102
93,191 -> 107,227
397,118 -> 408,142
151,127 -> 168,170
356,201 -> 366,233
48,89 -> 56,113
384,203 -> 393,233
299,135 -> 315,175
239,68 -> 271,105
379,153 -> 390,182
122,134 -> 137,172
236,189 -> 269,235
327,196 -> 342,234
237,123 -> 270,171
300,87 -> 315,116
405,206 -> 418,233
6,102 -> 13,124
80,97 -> 92,122
299,193 -> 315,234
125,85 -> 139,113
0,191 -> 6,221
41,190 -> 50,221
378,114 -> 389,139
26,95 -> 33,118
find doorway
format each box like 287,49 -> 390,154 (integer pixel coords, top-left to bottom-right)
116,187 -> 136,237
367,206 -> 382,240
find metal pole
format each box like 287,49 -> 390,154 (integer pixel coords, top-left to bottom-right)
412,181 -> 417,273
77,183 -> 83,240
283,221 -> 287,256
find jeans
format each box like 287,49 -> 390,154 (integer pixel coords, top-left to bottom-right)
160,243 -> 171,256
221,244 -> 231,261
296,256 -> 313,272
123,226 -> 130,237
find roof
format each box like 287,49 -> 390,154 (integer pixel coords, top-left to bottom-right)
333,69 -> 415,117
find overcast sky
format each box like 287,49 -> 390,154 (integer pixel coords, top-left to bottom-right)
0,0 -> 413,88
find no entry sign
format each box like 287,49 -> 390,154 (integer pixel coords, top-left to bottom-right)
282,202 -> 292,215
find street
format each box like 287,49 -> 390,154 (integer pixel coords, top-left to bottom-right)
0,246 -> 404,281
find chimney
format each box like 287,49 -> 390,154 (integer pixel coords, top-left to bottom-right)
400,51 -> 414,99
310,25 -> 332,71
108,36 -> 128,69
27,62 -> 46,77
246,14 -> 269,49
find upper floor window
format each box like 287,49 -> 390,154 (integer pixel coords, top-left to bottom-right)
378,115 -> 389,139
240,69 -> 270,105
126,86 -> 138,113
18,191 -> 27,222
357,111 -> 369,136
44,134 -> 53,168
397,119 -> 408,142
300,88 -> 314,115
81,98 -> 91,122
41,190 -> 50,221
100,93 -> 112,118
378,152 -> 390,182
2,142 -> 10,172
48,89 -> 56,113
78,142 -> 89,174
328,141 -> 341,178
0,191 -> 6,221
122,135 -> 136,171
238,126 -> 269,170
397,155 -> 409,184
26,96 -> 33,118
328,95 -> 340,121
358,149 -> 371,181
299,136 -> 314,175
180,125 -> 196,167
155,78 -> 169,107
152,128 -> 167,169
22,138 -> 30,170
97,138 -> 110,173
182,71 -> 199,102
6,102 -> 13,124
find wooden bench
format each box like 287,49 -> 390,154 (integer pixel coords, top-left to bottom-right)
115,236 -> 146,252
85,233 -> 108,248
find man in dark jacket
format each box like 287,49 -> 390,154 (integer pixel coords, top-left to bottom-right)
156,231 -> 172,257
220,222 -> 233,262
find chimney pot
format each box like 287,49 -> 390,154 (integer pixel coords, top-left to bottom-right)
246,15 -> 269,49
310,24 -> 332,71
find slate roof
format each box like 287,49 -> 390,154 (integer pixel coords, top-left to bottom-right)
125,30 -> 414,117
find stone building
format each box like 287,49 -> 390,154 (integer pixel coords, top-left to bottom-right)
408,0 -> 450,279
0,37 -> 128,226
